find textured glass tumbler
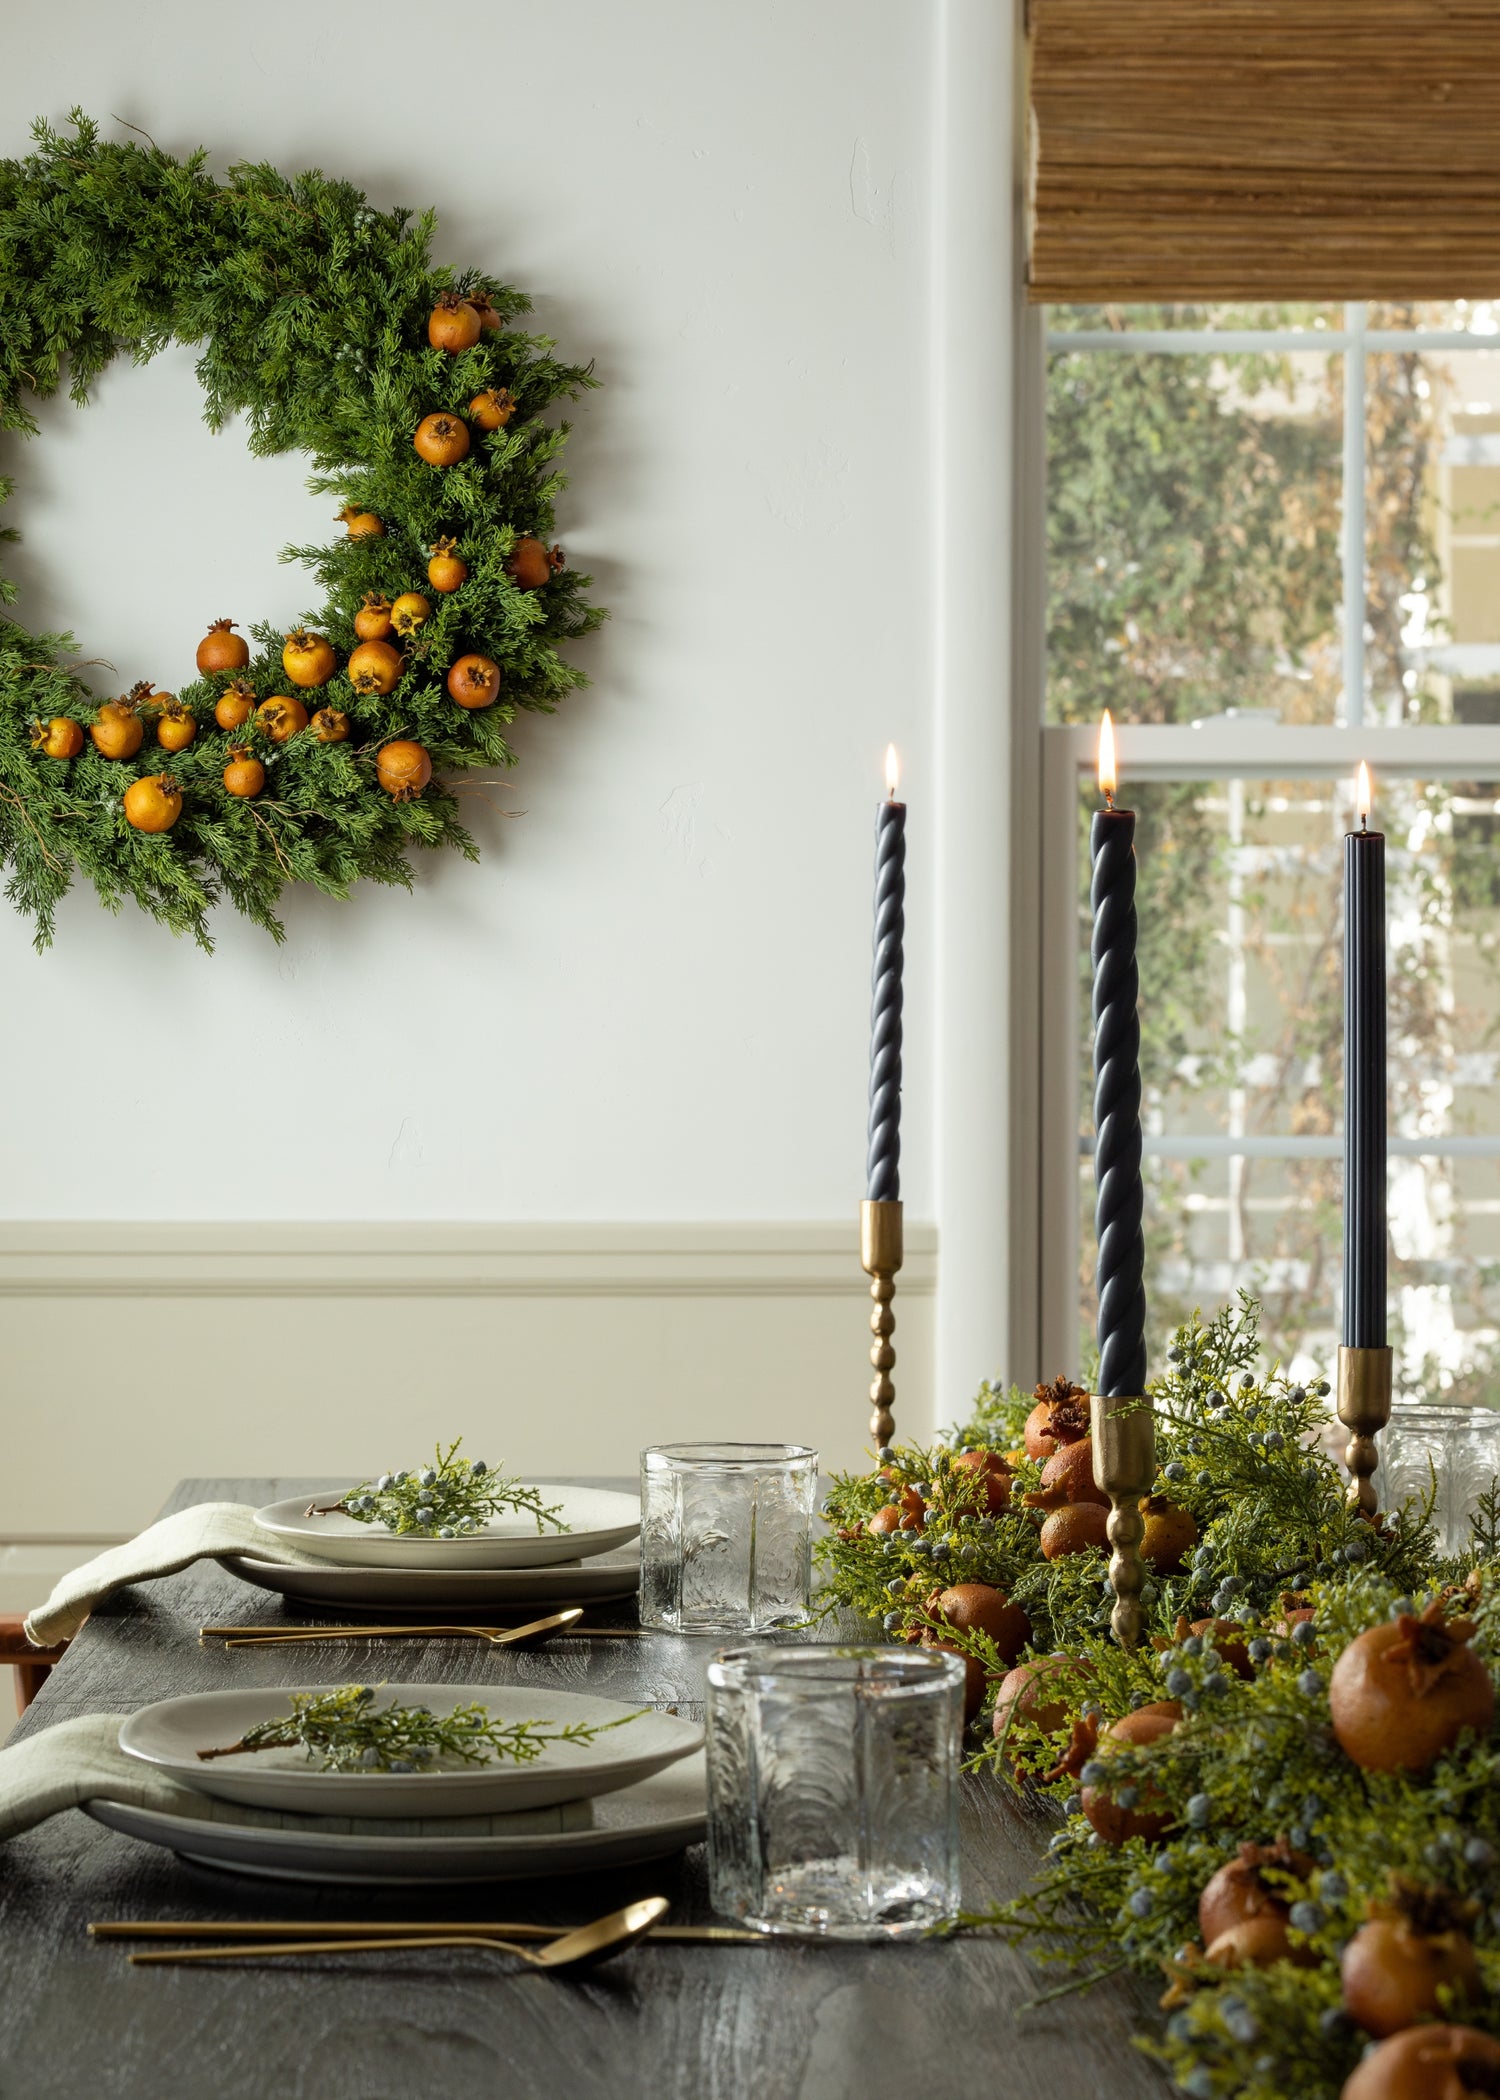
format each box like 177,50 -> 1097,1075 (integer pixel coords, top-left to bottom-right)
706,1644 -> 964,1939
638,1444 -> 817,1635
1376,1403 -> 1500,1554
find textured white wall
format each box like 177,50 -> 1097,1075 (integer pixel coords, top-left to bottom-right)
0,0 -> 935,1224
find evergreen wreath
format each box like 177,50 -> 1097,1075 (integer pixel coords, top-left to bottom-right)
0,112 -> 605,949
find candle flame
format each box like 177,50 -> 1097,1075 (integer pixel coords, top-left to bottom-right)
885,743 -> 900,799
1098,710 -> 1117,805
1356,760 -> 1372,827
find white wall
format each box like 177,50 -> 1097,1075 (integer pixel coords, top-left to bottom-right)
0,1 -> 1019,1531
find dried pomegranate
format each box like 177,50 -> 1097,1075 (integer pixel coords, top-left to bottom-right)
1330,1601 -> 1494,1773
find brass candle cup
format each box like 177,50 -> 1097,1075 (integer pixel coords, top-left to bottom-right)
1090,1394 -> 1155,1648
1336,1343 -> 1393,1519
860,1198 -> 904,1446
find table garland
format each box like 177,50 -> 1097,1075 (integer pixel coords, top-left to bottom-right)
818,1297 -> 1500,2100
0,113 -> 604,948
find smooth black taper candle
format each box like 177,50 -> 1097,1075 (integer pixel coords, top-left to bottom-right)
865,744 -> 905,1202
1091,713 -> 1147,1396
1343,763 -> 1388,1348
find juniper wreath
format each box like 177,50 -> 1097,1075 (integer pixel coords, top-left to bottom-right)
0,113 -> 604,950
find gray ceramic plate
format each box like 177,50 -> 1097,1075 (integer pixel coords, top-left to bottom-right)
219,1543 -> 639,1609
254,1487 -> 641,1569
86,1751 -> 707,1885
118,1682 -> 701,1818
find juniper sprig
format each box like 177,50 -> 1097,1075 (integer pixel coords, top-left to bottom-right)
324,1438 -> 567,1539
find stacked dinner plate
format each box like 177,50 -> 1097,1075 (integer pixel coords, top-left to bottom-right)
83,1481 -> 707,1884
222,1483 -> 645,1612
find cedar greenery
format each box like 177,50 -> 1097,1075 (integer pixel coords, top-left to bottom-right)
817,1298 -> 1500,2100
197,1682 -> 643,1773
0,112 -> 604,949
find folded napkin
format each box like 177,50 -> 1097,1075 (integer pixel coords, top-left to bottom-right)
25,1502 -> 333,1647
0,1713 -> 592,1842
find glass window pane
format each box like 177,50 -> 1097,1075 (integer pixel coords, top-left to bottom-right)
1073,777 -> 1500,1387
1368,299 -> 1500,336
1045,345 -> 1343,725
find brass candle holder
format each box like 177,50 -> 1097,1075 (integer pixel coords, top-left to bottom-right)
1337,1343 -> 1393,1519
1091,1393 -> 1155,1648
860,1198 -> 904,1446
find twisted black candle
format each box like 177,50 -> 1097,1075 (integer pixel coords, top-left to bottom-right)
1343,802 -> 1387,1348
1091,801 -> 1147,1398
865,784 -> 905,1202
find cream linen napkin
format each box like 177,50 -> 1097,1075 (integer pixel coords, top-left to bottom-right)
25,1502 -> 333,1647
0,1713 -> 591,1842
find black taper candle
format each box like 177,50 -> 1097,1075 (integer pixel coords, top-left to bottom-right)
1343,789 -> 1387,1348
865,771 -> 906,1202
1091,799 -> 1147,1397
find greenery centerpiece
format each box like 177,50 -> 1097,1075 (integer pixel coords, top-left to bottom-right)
818,1298 -> 1500,2100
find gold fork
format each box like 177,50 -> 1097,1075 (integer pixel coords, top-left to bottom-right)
199,1609 -> 589,1649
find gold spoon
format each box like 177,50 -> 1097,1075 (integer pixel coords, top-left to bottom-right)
127,1896 -> 673,1972
198,1609 -> 586,1648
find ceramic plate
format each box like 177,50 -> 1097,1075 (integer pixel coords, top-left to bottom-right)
86,1752 -> 707,1885
119,1682 -> 701,1818
253,1486 -> 641,1570
220,1544 -> 640,1610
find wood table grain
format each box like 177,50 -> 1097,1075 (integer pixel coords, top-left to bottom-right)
0,1478 -> 1168,2099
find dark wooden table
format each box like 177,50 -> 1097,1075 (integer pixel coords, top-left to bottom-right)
0,1479 -> 1167,2098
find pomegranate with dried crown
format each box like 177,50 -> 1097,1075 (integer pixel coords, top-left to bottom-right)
1039,1499 -> 1110,1560
1038,1436 -> 1109,1509
992,1654 -> 1092,1763
506,537 -> 564,590
1330,1601 -> 1494,1773
390,592 -> 431,637
1140,1494 -> 1197,1573
282,631 -> 336,690
354,595 -> 394,642
377,740 -> 432,800
196,619 -> 248,674
123,774 -> 182,833
447,653 -> 502,710
1199,1840 -> 1315,1946
222,750 -> 265,799
469,386 -> 515,431
428,293 -> 481,353
310,708 -> 349,744
255,696 -> 308,743
348,641 -> 404,697
1077,1702 -> 1181,1844
428,538 -> 468,593
90,693 -> 145,761
337,505 -> 384,538
469,291 -> 504,333
154,697 -> 195,753
31,717 -> 83,759
1024,1376 -> 1091,1459
414,413 -> 470,467
215,681 -> 256,731
1342,1881 -> 1481,2039
1341,2024 -> 1500,2100
949,1448 -> 1013,1514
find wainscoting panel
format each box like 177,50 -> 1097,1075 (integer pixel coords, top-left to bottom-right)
0,1223 -> 937,1538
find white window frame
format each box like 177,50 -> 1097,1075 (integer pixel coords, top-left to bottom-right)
1026,302 -> 1500,1371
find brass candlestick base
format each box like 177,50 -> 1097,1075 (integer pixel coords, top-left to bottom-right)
1091,1394 -> 1155,1648
860,1199 -> 904,1446
1337,1344 -> 1393,1519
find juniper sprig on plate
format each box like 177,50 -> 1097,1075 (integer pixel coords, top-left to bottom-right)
197,1683 -> 646,1773
324,1438 -> 567,1539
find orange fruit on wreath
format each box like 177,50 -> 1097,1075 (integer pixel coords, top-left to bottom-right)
123,774 -> 182,833
215,681 -> 257,730
347,640 -> 404,696
390,592 -> 431,637
428,293 -> 481,353
256,696 -> 308,742
154,697 -> 197,753
427,539 -> 468,593
447,653 -> 501,710
469,387 -> 515,432
310,707 -> 350,744
354,594 -> 394,642
90,693 -> 145,761
506,537 -> 564,590
377,740 -> 432,801
414,413 -> 470,467
30,717 -> 83,759
195,619 -> 249,675
222,750 -> 265,799
282,630 -> 337,689
337,505 -> 384,538
469,292 -> 505,334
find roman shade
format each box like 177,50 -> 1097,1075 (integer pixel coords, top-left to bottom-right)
1028,1 -> 1500,303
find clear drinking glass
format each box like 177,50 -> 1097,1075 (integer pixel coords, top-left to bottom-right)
705,1644 -> 964,1939
638,1443 -> 817,1635
1376,1403 -> 1500,1554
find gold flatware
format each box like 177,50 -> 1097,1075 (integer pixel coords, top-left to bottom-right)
126,1896 -> 674,1972
198,1609 -> 584,1649
91,1917 -> 765,1945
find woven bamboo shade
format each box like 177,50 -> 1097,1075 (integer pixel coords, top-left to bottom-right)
1028,1 -> 1500,303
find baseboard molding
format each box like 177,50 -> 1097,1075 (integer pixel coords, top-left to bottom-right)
0,1220 -> 939,1299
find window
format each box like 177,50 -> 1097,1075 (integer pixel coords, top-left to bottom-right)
1037,301 -> 1500,1397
